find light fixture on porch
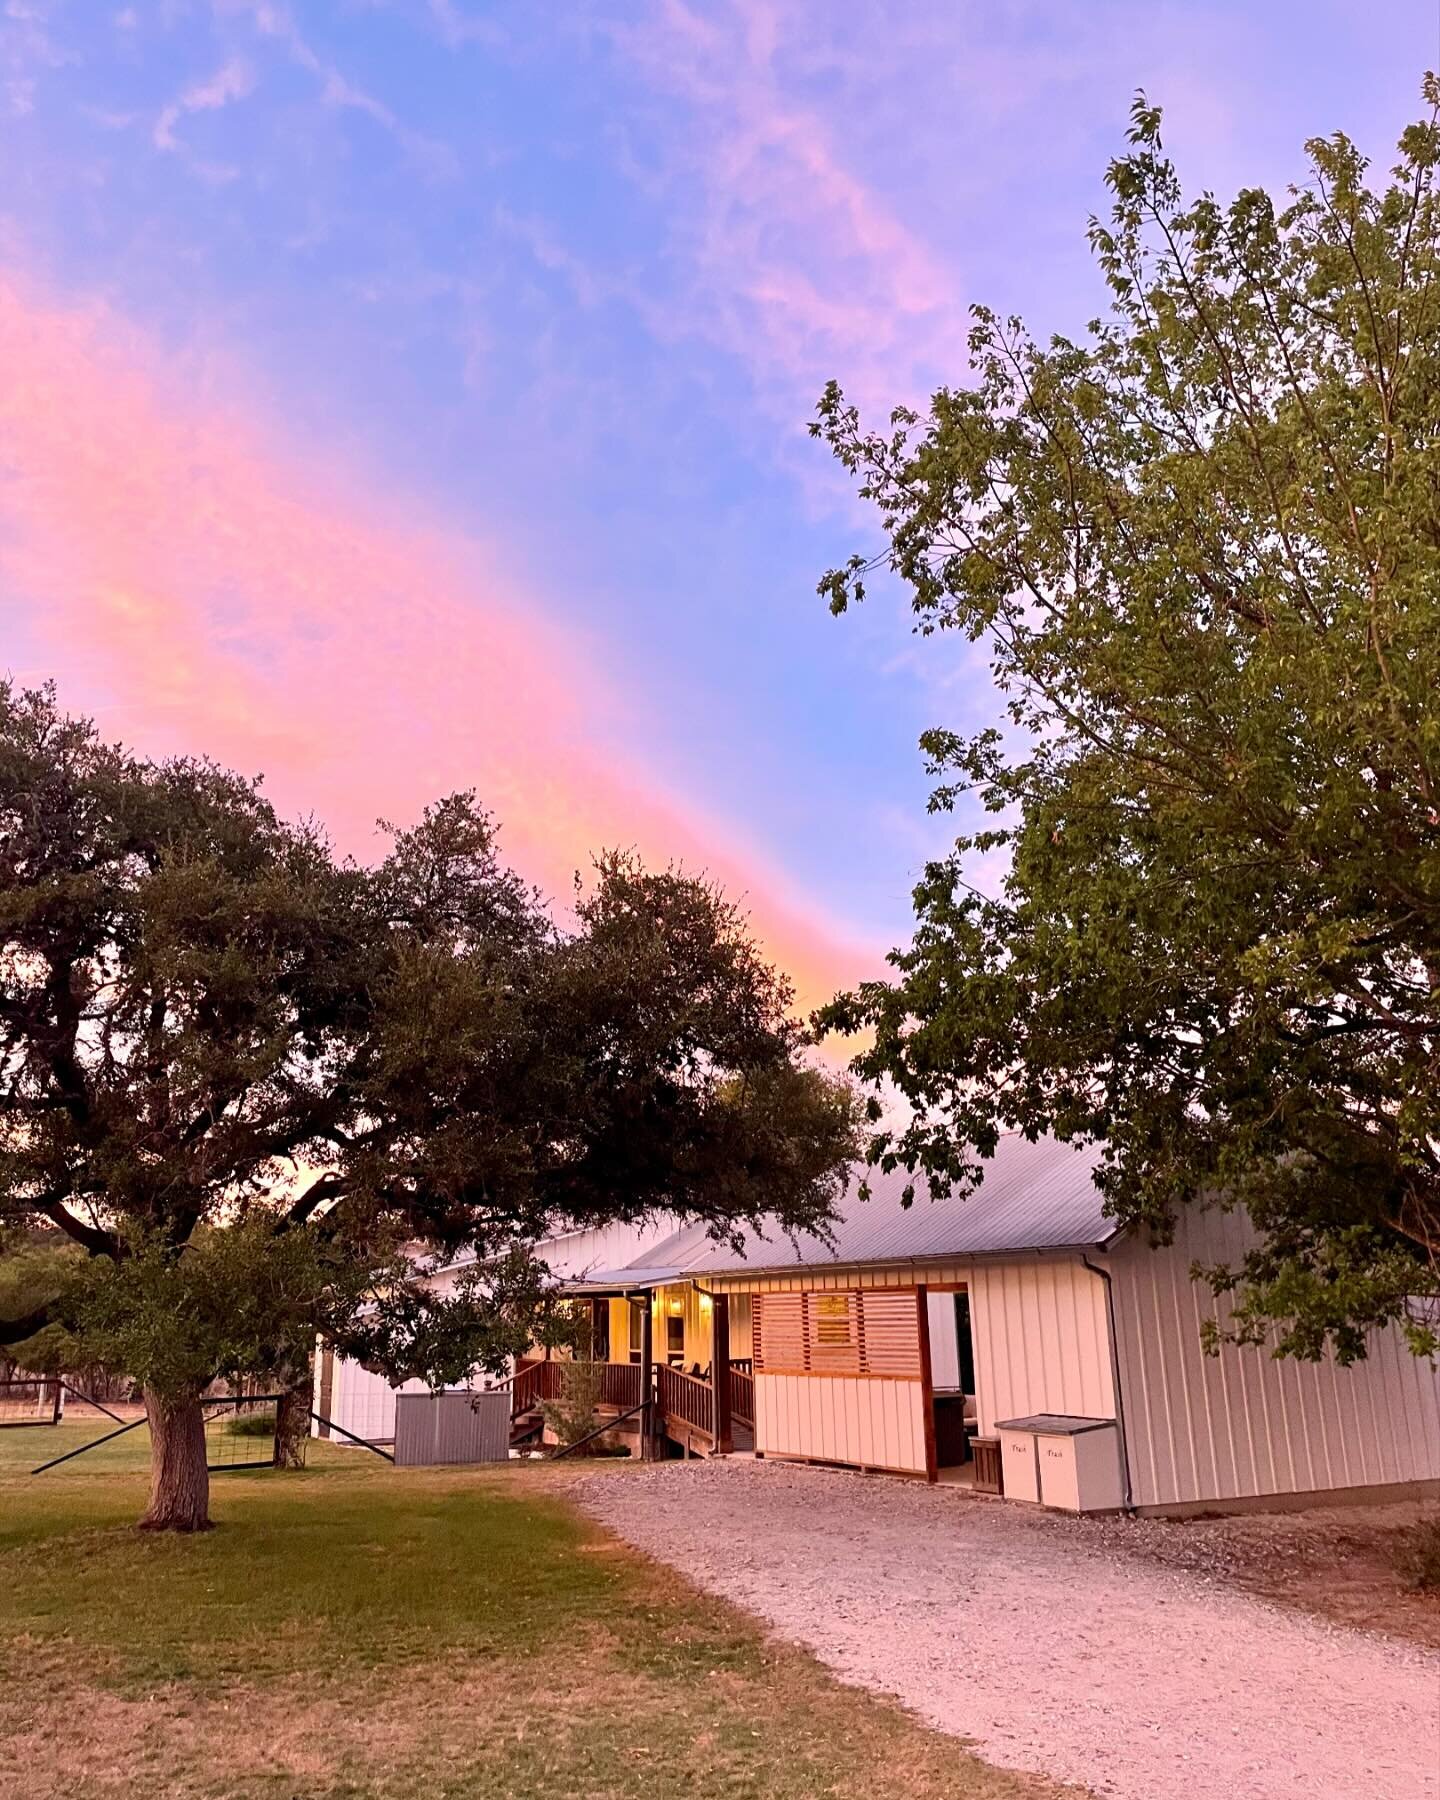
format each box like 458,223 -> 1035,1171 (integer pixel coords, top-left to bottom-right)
698,1291 -> 712,1313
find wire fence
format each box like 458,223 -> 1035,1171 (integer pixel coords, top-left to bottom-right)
28,1393 -> 397,1475
202,1395 -> 282,1472
0,1377 -> 62,1429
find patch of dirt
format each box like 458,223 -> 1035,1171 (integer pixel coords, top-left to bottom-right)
1075,1500 -> 1440,1649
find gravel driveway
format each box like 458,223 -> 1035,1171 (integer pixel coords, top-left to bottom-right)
574,1459 -> 1440,1800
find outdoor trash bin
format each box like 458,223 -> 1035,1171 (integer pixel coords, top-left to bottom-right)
995,1415 -> 1124,1512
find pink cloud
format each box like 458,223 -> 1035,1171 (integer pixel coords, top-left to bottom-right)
0,271 -> 878,1022
606,0 -> 968,420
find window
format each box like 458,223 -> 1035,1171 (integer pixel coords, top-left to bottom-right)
814,1294 -> 853,1345
628,1300 -> 644,1363
666,1314 -> 685,1364
807,1293 -> 859,1373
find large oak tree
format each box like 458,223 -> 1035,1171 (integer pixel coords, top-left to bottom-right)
0,685 -> 858,1526
816,86 -> 1440,1361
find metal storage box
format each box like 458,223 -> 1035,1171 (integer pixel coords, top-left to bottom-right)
394,1390 -> 510,1466
995,1415 -> 1124,1512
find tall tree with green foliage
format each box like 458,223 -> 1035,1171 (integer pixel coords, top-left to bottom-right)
815,84 -> 1440,1361
0,684 -> 858,1527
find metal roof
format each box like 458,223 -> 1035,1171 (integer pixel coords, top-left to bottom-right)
623,1134 -> 1114,1280
558,1266 -> 694,1294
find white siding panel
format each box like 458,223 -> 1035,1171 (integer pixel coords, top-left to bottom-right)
1109,1209 -> 1440,1508
968,1259 -> 1114,1435
328,1358 -> 430,1444
755,1373 -> 926,1474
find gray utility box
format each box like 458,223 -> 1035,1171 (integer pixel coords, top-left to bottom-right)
994,1414 -> 1125,1513
394,1390 -> 510,1467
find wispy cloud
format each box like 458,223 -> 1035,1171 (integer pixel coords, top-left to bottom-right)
0,270 -> 879,1019
224,0 -> 459,180
153,56 -> 253,151
425,0 -> 502,51
601,0 -> 968,424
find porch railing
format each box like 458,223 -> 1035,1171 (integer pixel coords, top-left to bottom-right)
655,1363 -> 714,1440
509,1359 -> 645,1419
509,1355 -> 748,1447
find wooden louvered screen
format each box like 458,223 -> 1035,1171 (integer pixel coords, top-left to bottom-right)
856,1290 -> 924,1377
807,1293 -> 859,1372
753,1292 -> 806,1375
753,1289 -> 922,1379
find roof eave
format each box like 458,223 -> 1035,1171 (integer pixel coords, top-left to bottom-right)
695,1239 -> 1114,1283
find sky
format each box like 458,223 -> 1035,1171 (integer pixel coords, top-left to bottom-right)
0,1 -> 1436,1018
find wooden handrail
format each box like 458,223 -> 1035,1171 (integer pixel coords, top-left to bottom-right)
730,1367 -> 755,1426
655,1363 -> 714,1439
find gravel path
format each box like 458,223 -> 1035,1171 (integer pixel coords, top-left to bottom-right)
574,1459 -> 1440,1800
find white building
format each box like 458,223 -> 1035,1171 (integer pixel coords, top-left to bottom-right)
615,1135 -> 1440,1514
314,1214 -> 681,1446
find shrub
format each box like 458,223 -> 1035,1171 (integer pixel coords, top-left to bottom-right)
541,1359 -> 605,1454
225,1409 -> 277,1439
1394,1516 -> 1440,1592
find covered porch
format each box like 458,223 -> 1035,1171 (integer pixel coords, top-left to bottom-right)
507,1271 -> 755,1459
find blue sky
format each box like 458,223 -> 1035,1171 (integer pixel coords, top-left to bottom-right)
1,1 -> 1435,1008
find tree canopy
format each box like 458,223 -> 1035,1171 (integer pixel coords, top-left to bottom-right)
0,683 -> 858,1523
815,84 -> 1440,1361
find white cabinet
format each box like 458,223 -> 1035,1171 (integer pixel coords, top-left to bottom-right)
995,1415 -> 1124,1512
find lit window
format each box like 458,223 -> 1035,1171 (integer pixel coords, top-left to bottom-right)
814,1294 -> 853,1345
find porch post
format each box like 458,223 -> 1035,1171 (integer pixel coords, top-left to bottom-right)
711,1292 -> 732,1454
639,1291 -> 655,1462
915,1285 -> 939,1483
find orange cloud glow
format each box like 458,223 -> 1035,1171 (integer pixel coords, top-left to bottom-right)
0,273 -> 879,1022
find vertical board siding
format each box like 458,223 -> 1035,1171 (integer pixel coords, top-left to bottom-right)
1109,1210 -> 1440,1508
755,1372 -> 928,1473
328,1357 -> 429,1443
968,1259 -> 1114,1435
730,1293 -> 753,1360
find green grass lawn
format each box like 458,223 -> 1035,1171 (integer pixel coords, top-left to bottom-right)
0,1420 -> 1072,1800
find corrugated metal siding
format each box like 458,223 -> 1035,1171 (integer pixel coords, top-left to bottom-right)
1109,1210 -> 1440,1507
755,1372 -> 928,1474
968,1260 -> 1114,1436
394,1391 -> 510,1466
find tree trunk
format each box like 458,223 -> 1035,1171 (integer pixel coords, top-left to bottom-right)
139,1388 -> 212,1531
272,1357 -> 313,1470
